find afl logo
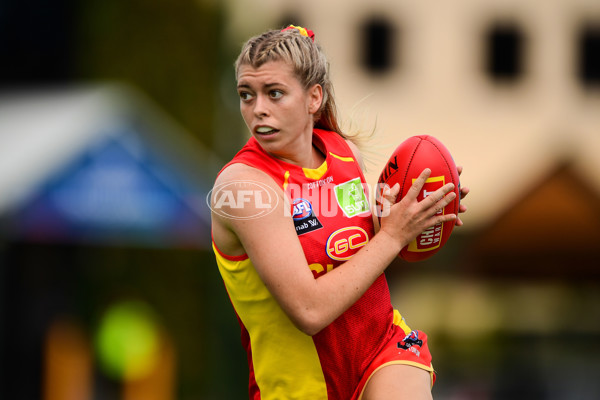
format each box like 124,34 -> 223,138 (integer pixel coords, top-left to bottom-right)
292,198 -> 313,220
326,227 -> 369,261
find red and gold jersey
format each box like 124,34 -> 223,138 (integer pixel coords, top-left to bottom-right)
213,129 -> 396,399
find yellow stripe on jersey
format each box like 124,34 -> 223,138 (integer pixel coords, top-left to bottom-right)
213,243 -> 328,399
393,309 -> 412,335
302,160 -> 328,180
283,170 -> 290,190
329,152 -> 355,162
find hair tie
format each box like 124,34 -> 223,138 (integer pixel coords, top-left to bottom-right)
281,25 -> 315,42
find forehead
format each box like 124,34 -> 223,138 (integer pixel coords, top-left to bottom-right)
237,60 -> 299,86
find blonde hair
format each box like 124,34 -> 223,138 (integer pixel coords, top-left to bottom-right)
235,28 -> 345,138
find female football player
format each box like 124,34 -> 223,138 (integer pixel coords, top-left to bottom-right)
211,25 -> 468,399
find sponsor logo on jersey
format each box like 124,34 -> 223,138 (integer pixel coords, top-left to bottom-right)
326,226 -> 369,261
407,176 -> 445,252
292,198 -> 312,220
304,176 -> 334,190
334,177 -> 370,218
397,330 -> 423,357
291,198 -> 323,235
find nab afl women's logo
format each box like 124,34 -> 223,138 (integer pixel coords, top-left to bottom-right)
292,198 -> 323,235
292,198 -> 312,220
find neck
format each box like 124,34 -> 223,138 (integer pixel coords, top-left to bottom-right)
268,129 -> 325,169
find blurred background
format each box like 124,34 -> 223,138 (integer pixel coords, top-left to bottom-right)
0,0 -> 599,399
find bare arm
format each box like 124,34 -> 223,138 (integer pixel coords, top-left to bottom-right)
212,162 -> 456,336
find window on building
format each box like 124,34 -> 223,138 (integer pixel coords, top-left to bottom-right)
484,22 -> 525,82
361,17 -> 396,74
578,23 -> 600,87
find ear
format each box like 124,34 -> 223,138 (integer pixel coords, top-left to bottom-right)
307,84 -> 323,115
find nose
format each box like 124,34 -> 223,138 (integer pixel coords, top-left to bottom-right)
253,94 -> 269,118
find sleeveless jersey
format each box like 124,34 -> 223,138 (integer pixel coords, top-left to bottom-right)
213,129 -> 396,399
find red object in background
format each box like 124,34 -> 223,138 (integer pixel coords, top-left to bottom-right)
377,135 -> 460,262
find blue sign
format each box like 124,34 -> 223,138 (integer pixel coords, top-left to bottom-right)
15,128 -> 211,248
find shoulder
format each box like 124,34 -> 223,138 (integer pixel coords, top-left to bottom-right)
345,139 -> 366,172
211,161 -> 294,257
213,162 -> 284,201
314,129 -> 366,171
212,162 -> 286,222
214,162 -> 272,186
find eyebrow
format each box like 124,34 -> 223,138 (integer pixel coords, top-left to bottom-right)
237,82 -> 286,90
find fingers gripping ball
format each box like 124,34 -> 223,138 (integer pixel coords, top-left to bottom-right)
377,135 -> 460,262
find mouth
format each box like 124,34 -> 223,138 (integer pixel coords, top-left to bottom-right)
255,126 -> 279,136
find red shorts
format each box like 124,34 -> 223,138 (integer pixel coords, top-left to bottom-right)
352,314 -> 436,400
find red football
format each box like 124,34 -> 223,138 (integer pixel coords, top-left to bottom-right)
376,135 -> 460,262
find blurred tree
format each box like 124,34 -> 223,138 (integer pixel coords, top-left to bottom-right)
76,0 -> 225,150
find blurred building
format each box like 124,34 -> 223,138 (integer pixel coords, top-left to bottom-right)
222,0 -> 600,228
0,84 -> 220,247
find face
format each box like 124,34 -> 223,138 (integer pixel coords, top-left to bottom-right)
236,60 -> 322,162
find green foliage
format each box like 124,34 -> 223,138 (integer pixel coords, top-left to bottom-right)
76,0 -> 225,148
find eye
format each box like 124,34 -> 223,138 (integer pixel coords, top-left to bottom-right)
269,90 -> 283,99
239,91 -> 254,101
